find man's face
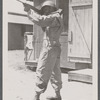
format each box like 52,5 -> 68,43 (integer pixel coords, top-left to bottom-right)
42,6 -> 55,15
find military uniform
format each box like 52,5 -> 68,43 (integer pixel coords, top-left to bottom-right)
27,1 -> 63,99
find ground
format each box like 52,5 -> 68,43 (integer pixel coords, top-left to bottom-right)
3,50 -> 93,100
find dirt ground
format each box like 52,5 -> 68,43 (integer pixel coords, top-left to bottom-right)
3,50 -> 93,100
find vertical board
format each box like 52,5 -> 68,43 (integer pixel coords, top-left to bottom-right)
56,0 -> 75,68
60,35 -> 75,68
24,32 -> 35,61
57,0 -> 69,32
68,0 -> 92,63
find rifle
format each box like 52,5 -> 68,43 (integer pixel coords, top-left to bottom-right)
17,0 -> 42,15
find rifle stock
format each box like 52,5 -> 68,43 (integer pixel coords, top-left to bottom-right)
17,0 -> 42,15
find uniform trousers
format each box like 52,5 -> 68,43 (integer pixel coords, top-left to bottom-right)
35,46 -> 62,93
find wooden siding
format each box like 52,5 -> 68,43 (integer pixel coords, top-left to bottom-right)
57,0 -> 69,32
8,13 -> 33,25
60,35 -> 75,68
68,0 -> 92,63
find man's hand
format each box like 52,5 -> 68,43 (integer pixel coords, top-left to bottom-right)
51,9 -> 63,15
23,3 -> 30,12
56,9 -> 63,15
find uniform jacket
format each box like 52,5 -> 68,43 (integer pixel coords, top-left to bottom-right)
27,9 -> 63,47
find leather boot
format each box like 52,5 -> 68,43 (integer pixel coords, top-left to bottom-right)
46,96 -> 61,100
46,91 -> 62,100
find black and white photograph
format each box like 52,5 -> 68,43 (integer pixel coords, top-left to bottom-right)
3,0 -> 98,100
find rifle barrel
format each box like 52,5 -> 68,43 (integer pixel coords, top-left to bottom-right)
17,0 -> 25,4
16,0 -> 41,14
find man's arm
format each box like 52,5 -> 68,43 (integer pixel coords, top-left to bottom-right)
17,0 -> 42,14
27,9 -> 61,27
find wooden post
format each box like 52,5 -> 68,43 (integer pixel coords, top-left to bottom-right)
24,32 -> 35,62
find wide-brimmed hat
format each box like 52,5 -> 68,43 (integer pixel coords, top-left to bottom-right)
41,1 -> 57,10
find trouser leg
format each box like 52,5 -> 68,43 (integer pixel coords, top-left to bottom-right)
50,57 -> 62,93
35,47 -> 58,93
47,51 -> 62,100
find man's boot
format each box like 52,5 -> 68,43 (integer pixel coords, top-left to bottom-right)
46,91 -> 62,100
46,96 -> 61,100
33,92 -> 40,100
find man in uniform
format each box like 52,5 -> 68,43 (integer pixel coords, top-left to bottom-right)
23,1 -> 63,100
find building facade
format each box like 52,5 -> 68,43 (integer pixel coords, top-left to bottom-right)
7,0 -> 93,70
